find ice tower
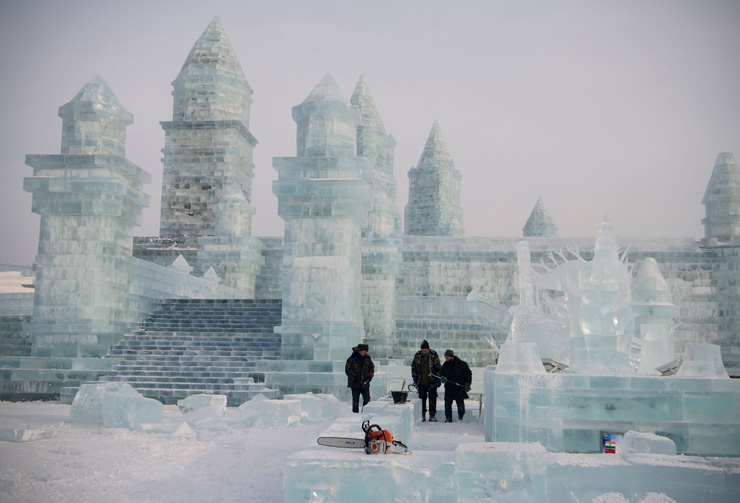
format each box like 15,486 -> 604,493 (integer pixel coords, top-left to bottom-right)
159,17 -> 258,242
351,76 -> 403,358
23,76 -> 151,357
404,121 -> 464,236
522,196 -> 559,237
702,152 -> 740,246
272,75 -> 371,360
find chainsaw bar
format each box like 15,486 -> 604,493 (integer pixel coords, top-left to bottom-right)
317,437 -> 366,449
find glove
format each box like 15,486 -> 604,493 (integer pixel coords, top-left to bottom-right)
440,377 -> 447,384
412,376 -> 418,385
464,383 -> 471,392
435,378 -> 441,388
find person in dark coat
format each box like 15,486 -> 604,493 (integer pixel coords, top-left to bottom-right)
345,344 -> 374,413
411,340 -> 442,422
440,349 -> 472,422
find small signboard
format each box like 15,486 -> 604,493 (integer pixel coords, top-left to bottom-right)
601,431 -> 624,454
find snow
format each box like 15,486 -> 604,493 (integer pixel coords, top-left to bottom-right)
0,400 -> 485,503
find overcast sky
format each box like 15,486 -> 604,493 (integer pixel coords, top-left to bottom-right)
1,0 -> 738,265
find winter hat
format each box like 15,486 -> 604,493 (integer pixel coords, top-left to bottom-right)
420,340 -> 430,349
444,349 -> 454,357
357,344 -> 369,352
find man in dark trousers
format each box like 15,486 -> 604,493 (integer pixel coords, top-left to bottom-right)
440,349 -> 472,422
411,340 -> 442,422
345,344 -> 374,413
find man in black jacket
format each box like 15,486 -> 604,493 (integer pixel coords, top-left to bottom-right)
440,349 -> 472,422
345,344 -> 374,413
411,340 -> 442,422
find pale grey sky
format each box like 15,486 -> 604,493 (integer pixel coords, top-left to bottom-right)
1,0 -> 738,265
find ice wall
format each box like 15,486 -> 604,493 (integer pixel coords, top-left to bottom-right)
24,76 -> 151,358
273,75 -> 370,360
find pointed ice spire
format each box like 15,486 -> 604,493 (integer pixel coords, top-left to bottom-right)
351,75 -> 385,135
417,120 -> 453,168
522,196 -> 559,237
404,121 -> 464,236
58,76 -> 133,156
293,74 -> 361,157
702,152 -> 740,244
594,215 -> 619,260
172,17 -> 252,124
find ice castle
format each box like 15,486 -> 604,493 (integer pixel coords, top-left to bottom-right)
1,17 -> 740,413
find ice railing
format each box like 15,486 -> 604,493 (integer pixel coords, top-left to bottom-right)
395,296 -> 512,328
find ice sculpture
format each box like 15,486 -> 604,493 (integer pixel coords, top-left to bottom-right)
24,76 -> 151,357
404,121 -> 464,236
676,343 -> 730,378
508,217 -> 637,374
272,74 -> 371,360
522,196 -> 559,237
488,220 -> 740,456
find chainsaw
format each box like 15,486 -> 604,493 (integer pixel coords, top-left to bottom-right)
317,420 -> 411,455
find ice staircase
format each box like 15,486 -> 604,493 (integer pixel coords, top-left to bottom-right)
99,299 -> 283,406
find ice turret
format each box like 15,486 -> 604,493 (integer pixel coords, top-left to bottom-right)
272,74 -> 371,361
172,16 -> 253,125
351,76 -> 403,358
522,196 -> 559,237
404,121 -> 464,236
160,17 -> 258,242
197,184 -> 264,295
702,152 -> 740,246
58,76 -> 133,156
24,78 -> 150,357
293,74 -> 361,158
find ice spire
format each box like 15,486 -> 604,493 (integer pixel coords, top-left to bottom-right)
58,75 -> 133,156
418,120 -> 453,168
404,121 -> 464,236
702,152 -> 740,245
522,196 -> 559,237
172,16 -> 252,125
293,74 -> 361,158
351,75 -> 386,138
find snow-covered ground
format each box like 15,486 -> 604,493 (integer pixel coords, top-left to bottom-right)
0,400 -> 484,503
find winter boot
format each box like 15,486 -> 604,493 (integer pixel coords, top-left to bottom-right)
422,414 -> 426,422
458,414 -> 464,421
445,418 -> 453,423
429,415 -> 437,422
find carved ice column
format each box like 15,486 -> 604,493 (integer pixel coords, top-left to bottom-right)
273,75 -> 371,360
24,76 -> 150,357
351,76 -> 402,358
